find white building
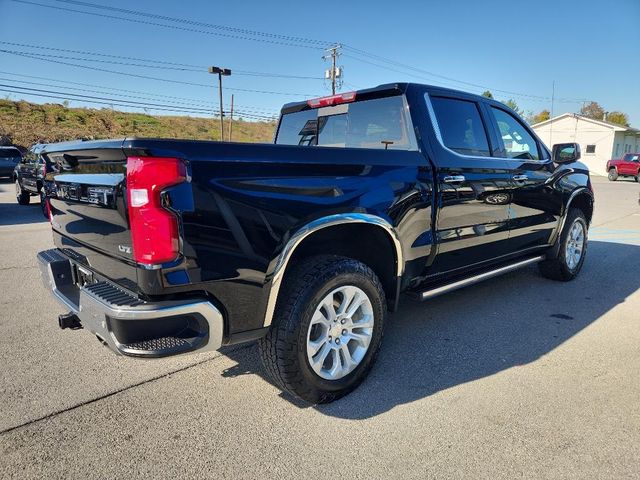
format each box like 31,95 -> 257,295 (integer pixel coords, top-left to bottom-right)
532,113 -> 640,175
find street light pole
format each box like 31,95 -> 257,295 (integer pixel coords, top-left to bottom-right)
208,66 -> 231,141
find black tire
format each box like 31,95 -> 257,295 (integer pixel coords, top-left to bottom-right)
607,168 -> 618,181
15,179 -> 30,205
539,208 -> 588,281
259,255 -> 386,404
635,172 -> 639,183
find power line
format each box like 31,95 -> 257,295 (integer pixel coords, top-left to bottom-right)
0,76 -> 279,116
0,42 -> 324,80
0,84 -> 277,120
0,71 -> 282,113
0,50 -> 319,97
11,0 -> 329,50
52,0 -> 331,46
342,46 -> 587,104
9,1 -> 587,106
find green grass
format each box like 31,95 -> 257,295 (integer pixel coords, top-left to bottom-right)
0,99 -> 277,149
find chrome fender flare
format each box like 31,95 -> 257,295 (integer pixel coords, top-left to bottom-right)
262,213 -> 403,327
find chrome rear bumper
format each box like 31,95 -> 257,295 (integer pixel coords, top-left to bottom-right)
37,248 -> 224,357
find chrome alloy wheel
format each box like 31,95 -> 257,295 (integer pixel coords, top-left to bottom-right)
565,220 -> 585,270
306,285 -> 375,381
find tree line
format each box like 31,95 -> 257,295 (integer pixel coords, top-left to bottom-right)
481,91 -> 630,127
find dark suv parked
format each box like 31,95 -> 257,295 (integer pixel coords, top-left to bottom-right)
13,143 -> 51,217
0,146 -> 22,180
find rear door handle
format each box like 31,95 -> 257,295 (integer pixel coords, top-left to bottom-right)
512,174 -> 528,181
443,175 -> 466,184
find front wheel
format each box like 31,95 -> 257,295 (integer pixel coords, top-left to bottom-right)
607,168 -> 618,181
15,179 -> 30,205
539,208 -> 588,281
259,255 -> 386,404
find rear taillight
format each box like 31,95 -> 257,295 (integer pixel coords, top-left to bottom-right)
126,156 -> 186,265
307,91 -> 356,108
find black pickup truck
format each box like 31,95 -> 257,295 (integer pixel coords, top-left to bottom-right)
37,83 -> 593,403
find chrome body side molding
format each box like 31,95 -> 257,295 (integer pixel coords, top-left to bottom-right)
262,213 -> 403,327
415,255 -> 545,301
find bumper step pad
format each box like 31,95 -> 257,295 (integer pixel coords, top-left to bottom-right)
37,248 -> 224,358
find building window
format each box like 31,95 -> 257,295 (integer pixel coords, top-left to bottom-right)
586,144 -> 596,154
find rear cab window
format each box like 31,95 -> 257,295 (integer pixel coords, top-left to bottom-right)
428,96 -> 491,157
275,95 -> 418,151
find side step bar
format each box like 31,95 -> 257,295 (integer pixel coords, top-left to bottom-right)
413,255 -> 545,301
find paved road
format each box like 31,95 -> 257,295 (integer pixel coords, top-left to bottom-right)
1,176 -> 639,479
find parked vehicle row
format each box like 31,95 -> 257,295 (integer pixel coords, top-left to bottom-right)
0,146 -> 22,179
10,144 -> 51,217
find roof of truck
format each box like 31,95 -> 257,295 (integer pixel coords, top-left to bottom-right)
280,82 -> 507,114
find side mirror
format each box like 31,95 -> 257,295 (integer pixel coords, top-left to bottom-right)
552,142 -> 581,164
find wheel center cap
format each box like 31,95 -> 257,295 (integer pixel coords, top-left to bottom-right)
330,324 -> 344,338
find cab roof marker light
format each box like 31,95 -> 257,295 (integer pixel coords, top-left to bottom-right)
307,91 -> 357,108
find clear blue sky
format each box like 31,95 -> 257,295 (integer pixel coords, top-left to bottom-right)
1,0 -> 639,125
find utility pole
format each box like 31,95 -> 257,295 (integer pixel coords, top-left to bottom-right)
323,44 -> 342,95
208,66 -> 231,141
229,94 -> 234,142
550,80 -> 555,146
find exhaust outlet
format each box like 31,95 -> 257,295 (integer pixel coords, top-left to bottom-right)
58,312 -> 83,330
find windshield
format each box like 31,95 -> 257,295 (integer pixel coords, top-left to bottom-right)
275,95 -> 418,151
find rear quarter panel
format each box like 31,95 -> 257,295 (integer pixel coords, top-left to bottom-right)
124,139 -> 433,334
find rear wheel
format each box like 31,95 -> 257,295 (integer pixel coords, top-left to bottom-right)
15,179 -> 30,205
259,255 -> 386,404
539,208 -> 588,281
607,168 -> 618,181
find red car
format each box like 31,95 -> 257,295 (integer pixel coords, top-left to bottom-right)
607,153 -> 640,182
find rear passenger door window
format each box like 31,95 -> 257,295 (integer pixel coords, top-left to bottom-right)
490,107 -> 541,160
429,96 -> 491,157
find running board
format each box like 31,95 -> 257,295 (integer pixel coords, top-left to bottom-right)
413,255 -> 546,301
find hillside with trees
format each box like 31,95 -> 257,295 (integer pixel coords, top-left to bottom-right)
0,99 -> 277,150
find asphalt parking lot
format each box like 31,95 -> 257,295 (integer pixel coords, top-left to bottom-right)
0,175 -> 638,479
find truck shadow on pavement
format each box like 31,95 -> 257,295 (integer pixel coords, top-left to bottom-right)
0,201 -> 47,226
0,182 -> 48,226
221,240 -> 639,418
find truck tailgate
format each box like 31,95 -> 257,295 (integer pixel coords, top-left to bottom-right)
45,142 -> 133,262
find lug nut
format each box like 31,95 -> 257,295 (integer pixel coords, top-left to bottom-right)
335,338 -> 341,345
341,319 -> 346,324
342,329 -> 347,335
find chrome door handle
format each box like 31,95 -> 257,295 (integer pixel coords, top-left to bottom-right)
443,175 -> 466,183
512,174 -> 528,181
